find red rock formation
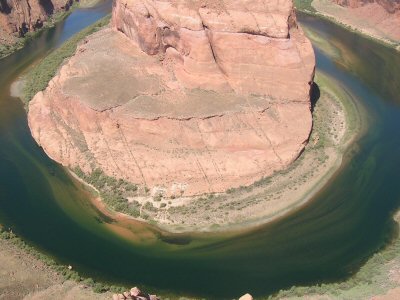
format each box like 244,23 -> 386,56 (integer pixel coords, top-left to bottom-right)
0,0 -> 73,42
28,0 -> 315,196
330,0 -> 400,41
112,286 -> 159,300
333,0 -> 400,13
112,0 -> 315,100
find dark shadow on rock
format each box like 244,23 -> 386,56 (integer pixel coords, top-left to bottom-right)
310,82 -> 320,112
39,0 -> 54,15
19,22 -> 29,37
0,0 -> 12,14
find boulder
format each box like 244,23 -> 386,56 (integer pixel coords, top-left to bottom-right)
239,293 -> 253,300
130,287 -> 141,297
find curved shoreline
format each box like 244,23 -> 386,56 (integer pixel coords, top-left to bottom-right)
12,9 -> 365,236
68,71 -> 366,235
13,4 -> 364,236
2,3 -> 397,299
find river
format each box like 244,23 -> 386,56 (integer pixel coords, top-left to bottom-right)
0,3 -> 399,299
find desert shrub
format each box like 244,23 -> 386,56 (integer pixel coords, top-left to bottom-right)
154,194 -> 162,202
143,201 -> 157,212
73,167 -> 141,218
93,282 -> 110,293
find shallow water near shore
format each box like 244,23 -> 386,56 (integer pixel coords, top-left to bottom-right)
0,4 -> 400,299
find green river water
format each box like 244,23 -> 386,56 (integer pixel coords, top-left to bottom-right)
0,3 -> 400,299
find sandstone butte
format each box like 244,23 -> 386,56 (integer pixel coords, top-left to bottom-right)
28,0 -> 316,197
332,0 -> 400,41
0,0 -> 74,45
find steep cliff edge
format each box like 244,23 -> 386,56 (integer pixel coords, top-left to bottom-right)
28,0 -> 315,197
0,0 -> 74,45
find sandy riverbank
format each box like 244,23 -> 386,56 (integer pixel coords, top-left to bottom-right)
303,0 -> 400,50
70,71 -> 365,234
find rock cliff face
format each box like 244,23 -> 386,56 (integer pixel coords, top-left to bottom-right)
112,0 -> 314,99
0,0 -> 73,44
28,0 -> 315,196
333,0 -> 400,13
329,0 -> 400,41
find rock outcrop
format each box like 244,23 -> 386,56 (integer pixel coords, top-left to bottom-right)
112,286 -> 159,300
0,0 -> 74,44
328,0 -> 400,42
111,289 -> 251,300
112,0 -> 314,99
239,293 -> 254,300
28,0 -> 315,196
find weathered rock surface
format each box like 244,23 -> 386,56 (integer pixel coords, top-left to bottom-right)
0,0 -> 74,45
112,0 -> 314,99
112,286 -> 159,300
329,0 -> 400,41
28,0 -> 315,196
239,293 -> 254,300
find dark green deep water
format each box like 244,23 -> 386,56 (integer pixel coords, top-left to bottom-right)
0,3 -> 400,298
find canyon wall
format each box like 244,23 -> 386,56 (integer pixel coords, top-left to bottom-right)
28,0 -> 315,196
333,0 -> 400,13
319,0 -> 400,42
111,0 -> 314,99
0,0 -> 74,44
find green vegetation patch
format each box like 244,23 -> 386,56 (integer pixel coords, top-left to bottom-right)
22,15 -> 111,104
73,167 -> 141,218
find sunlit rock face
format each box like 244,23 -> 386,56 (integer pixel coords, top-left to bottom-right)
333,0 -> 400,13
331,0 -> 400,41
112,0 -> 315,99
28,0 -> 315,196
0,0 -> 73,42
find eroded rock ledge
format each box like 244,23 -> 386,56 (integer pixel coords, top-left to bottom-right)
28,0 -> 315,196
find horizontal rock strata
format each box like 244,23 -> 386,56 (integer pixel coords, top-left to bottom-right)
28,0 -> 315,196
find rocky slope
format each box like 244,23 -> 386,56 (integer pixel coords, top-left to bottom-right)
28,0 -> 315,197
0,0 -> 74,45
316,0 -> 400,42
